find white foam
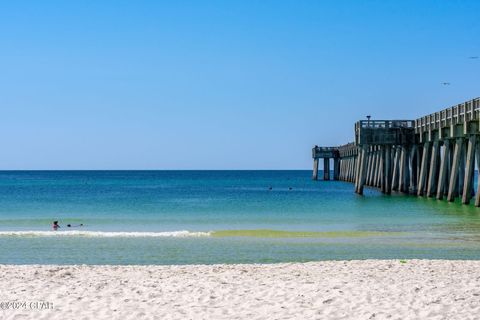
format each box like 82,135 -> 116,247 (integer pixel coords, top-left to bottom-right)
0,230 -> 212,238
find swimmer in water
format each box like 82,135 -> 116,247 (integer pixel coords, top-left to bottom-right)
67,223 -> 84,228
52,221 -> 60,231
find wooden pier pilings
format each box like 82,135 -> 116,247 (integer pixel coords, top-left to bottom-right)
312,97 -> 480,206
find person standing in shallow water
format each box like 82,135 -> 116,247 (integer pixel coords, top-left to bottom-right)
52,221 -> 60,231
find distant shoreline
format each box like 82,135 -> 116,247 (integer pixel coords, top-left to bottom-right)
0,169 -> 314,171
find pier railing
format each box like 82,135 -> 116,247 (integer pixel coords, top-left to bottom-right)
414,97 -> 480,134
356,120 -> 414,130
337,142 -> 357,158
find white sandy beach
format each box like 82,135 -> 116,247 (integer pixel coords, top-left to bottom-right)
1,260 -> 480,320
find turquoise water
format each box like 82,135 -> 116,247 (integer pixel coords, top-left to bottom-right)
1,170 -> 480,264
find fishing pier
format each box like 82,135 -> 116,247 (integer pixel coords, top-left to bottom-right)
312,97 -> 480,206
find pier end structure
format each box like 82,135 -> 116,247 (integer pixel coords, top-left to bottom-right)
312,143 -> 358,181
312,146 -> 339,181
312,97 -> 480,206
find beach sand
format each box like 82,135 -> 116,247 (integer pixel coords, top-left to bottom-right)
1,260 -> 480,320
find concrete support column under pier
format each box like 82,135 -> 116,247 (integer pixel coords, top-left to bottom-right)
366,149 -> 373,186
377,150 -> 384,188
384,145 -> 392,194
323,158 -> 330,181
436,140 -> 451,200
391,147 -> 400,191
417,143 -> 431,196
371,149 -> 376,187
346,159 -> 351,182
312,158 -> 319,181
447,138 -> 464,202
365,147 -> 373,186
354,157 -> 360,191
355,147 -> 368,195
333,158 -> 340,180
344,159 -> 348,181
457,142 -> 466,197
409,145 -> 418,194
426,141 -> 440,197
398,146 -> 409,193
380,146 -> 386,193
475,142 -> 480,207
462,135 -> 476,204
349,158 -> 352,181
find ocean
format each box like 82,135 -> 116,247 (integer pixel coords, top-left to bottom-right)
1,170 -> 480,265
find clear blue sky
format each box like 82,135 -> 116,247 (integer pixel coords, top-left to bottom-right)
0,1 -> 478,169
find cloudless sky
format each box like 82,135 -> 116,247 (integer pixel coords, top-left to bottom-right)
0,0 -> 479,169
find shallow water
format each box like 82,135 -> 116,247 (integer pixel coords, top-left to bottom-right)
1,170 -> 480,264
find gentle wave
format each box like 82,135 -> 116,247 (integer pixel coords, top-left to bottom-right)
0,229 -> 407,239
0,230 -> 212,238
